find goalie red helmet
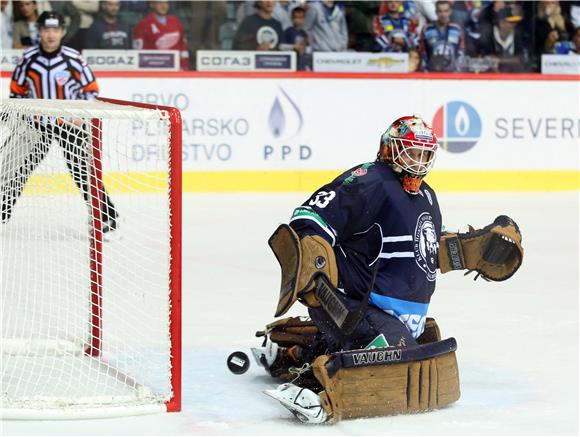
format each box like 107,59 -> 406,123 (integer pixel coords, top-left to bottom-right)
377,115 -> 438,195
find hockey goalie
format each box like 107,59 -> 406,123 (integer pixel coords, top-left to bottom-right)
253,115 -> 524,423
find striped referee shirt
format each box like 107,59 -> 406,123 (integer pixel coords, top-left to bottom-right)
10,45 -> 99,100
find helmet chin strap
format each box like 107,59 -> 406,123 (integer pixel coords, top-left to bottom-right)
390,162 -> 403,173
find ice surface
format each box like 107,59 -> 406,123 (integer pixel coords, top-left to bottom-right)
2,192 -> 578,436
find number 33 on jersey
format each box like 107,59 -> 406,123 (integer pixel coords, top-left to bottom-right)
308,191 -> 336,208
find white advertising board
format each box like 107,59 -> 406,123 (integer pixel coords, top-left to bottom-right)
0,49 -> 179,72
196,50 -> 296,72
313,52 -> 409,73
91,77 -> 580,172
83,50 -> 179,71
542,54 -> 580,75
1,49 -> 24,72
1,76 -> 578,173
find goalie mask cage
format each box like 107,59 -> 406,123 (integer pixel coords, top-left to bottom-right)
0,98 -> 181,419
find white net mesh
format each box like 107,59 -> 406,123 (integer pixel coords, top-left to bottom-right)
0,98 -> 179,417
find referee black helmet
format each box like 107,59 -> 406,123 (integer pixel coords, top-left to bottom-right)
37,11 -> 65,29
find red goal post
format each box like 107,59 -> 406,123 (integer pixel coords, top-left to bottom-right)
96,96 -> 183,414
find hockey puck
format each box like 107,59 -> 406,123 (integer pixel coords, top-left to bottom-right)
227,351 -> 250,375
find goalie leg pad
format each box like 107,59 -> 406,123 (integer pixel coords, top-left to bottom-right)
312,346 -> 460,421
417,317 -> 442,344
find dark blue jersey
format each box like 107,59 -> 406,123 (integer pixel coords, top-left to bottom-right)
290,162 -> 442,338
283,27 -> 308,45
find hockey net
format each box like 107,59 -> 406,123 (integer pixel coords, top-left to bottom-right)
0,98 -> 181,419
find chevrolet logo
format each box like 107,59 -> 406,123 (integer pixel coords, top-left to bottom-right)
368,57 -> 405,68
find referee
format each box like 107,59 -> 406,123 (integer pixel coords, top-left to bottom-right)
4,11 -> 118,233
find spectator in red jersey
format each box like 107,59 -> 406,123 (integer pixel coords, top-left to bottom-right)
133,0 -> 189,70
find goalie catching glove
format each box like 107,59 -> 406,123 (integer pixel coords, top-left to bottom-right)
439,215 -> 523,281
253,317 -> 326,389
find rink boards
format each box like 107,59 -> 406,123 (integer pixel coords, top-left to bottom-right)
1,73 -> 578,192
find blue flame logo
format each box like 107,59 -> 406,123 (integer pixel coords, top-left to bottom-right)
432,101 -> 482,153
269,97 -> 285,138
267,87 -> 303,140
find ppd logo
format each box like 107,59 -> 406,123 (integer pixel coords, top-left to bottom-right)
432,101 -> 481,153
268,87 -> 303,141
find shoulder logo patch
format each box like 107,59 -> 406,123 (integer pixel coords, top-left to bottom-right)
352,167 -> 367,177
343,162 -> 374,185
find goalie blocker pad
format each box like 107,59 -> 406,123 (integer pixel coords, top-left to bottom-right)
311,320 -> 460,421
268,224 -> 338,317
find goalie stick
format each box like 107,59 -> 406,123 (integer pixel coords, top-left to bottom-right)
314,259 -> 380,336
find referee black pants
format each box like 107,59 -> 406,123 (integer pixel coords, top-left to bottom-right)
1,121 -> 117,225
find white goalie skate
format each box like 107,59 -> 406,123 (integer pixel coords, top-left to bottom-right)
264,383 -> 328,424
251,335 -> 278,369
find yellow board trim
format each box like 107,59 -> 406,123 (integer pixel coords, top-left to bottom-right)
426,170 -> 580,192
183,170 -> 580,192
22,170 -> 580,195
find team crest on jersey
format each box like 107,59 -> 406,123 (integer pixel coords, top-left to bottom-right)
413,212 -> 438,281
55,71 -> 70,86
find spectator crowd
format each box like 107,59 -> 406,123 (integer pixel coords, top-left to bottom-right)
1,0 -> 579,72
